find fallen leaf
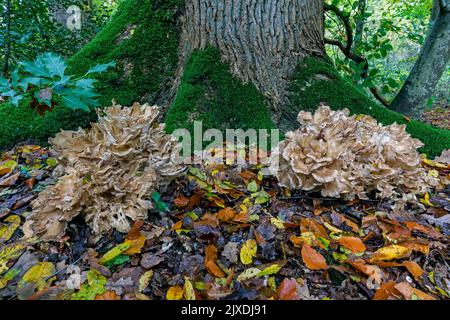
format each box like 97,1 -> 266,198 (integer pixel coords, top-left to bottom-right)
138,270 -> 154,292
397,240 -> 430,254
72,270 -> 107,300
222,242 -> 239,263
402,261 -> 424,280
98,243 -> 131,265
166,286 -> 183,300
337,236 -> 366,253
174,196 -> 189,208
277,278 -> 299,300
18,262 -> 55,292
301,218 -> 329,239
217,207 -> 236,222
370,245 -> 411,262
183,277 -> 196,300
373,281 -> 401,300
394,282 -> 435,300
0,215 -> 21,242
205,245 -> 226,278
270,217 -> 285,229
95,291 -> 120,300
240,239 -> 257,265
301,244 -> 327,270
0,172 -> 20,187
0,160 -> 17,176
0,242 -> 26,274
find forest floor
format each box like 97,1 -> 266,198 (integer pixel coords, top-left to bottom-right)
0,143 -> 449,300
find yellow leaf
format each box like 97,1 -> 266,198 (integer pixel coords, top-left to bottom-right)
123,234 -> 146,255
19,262 -> 55,291
0,268 -> 20,289
428,170 -> 439,178
420,192 -> 434,207
0,242 -> 26,274
237,268 -> 261,282
323,222 -> 343,234
0,215 -> 21,242
166,285 -> 183,300
270,217 -> 285,229
98,243 -> 131,265
0,160 -> 17,176
183,277 -> 196,300
138,270 -> 154,292
422,158 -> 448,169
258,264 -> 282,277
370,245 -> 411,262
240,239 -> 257,265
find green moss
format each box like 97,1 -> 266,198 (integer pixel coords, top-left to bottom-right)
0,102 -> 96,149
0,0 -> 183,149
164,47 -> 276,148
287,57 -> 450,158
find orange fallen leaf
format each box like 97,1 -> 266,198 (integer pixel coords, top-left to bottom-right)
394,282 -> 435,300
217,207 -> 236,222
171,220 -> 183,231
397,240 -> 430,255
25,177 -> 35,190
125,220 -> 144,240
338,236 -> 366,253
301,244 -> 327,270
300,218 -> 329,239
174,196 -> 189,208
373,281 -> 401,300
347,259 -> 385,285
95,291 -> 120,300
123,234 -> 146,255
402,261 -> 424,280
404,221 -> 443,239
277,278 -> 299,300
166,286 -> 184,300
205,245 -> 226,278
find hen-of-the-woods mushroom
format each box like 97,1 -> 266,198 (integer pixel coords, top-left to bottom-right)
269,105 -> 436,201
23,102 -> 185,241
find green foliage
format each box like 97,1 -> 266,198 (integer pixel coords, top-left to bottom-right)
288,57 -> 450,158
0,0 -> 183,148
0,0 -> 117,74
0,52 -> 115,111
164,47 -> 275,145
0,101 -> 96,150
67,0 -> 184,107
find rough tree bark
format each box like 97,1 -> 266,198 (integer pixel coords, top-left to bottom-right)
391,0 -> 450,117
174,0 -> 324,118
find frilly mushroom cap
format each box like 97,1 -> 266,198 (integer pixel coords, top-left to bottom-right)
24,102 -> 186,241
270,105 -> 432,201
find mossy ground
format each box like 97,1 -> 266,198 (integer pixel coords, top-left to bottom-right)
287,57 -> 450,158
164,47 -> 276,149
0,0 -> 184,149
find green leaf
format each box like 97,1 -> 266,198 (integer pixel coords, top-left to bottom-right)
61,94 -> 90,111
19,60 -> 51,78
76,79 -> 96,88
41,53 -> 67,78
86,61 -> 116,75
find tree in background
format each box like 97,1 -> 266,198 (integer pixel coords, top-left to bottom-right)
0,0 -> 118,75
391,0 -> 450,117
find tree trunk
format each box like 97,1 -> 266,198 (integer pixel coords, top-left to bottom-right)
391,0 -> 450,117
176,0 -> 324,116
353,0 -> 366,53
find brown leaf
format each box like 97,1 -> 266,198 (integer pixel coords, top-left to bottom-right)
174,196 -> 189,208
277,278 -> 299,300
397,240 -> 430,255
404,221 -> 443,239
337,236 -> 366,253
301,244 -> 327,270
373,281 -> 401,300
217,207 -> 236,222
0,172 -> 20,187
402,261 -> 424,280
300,218 -> 329,239
394,282 -> 435,300
95,291 -> 120,300
25,177 -> 36,190
126,220 -> 144,240
205,245 -> 226,278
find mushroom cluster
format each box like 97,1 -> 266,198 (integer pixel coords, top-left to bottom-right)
269,105 -> 436,201
23,102 -> 185,241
